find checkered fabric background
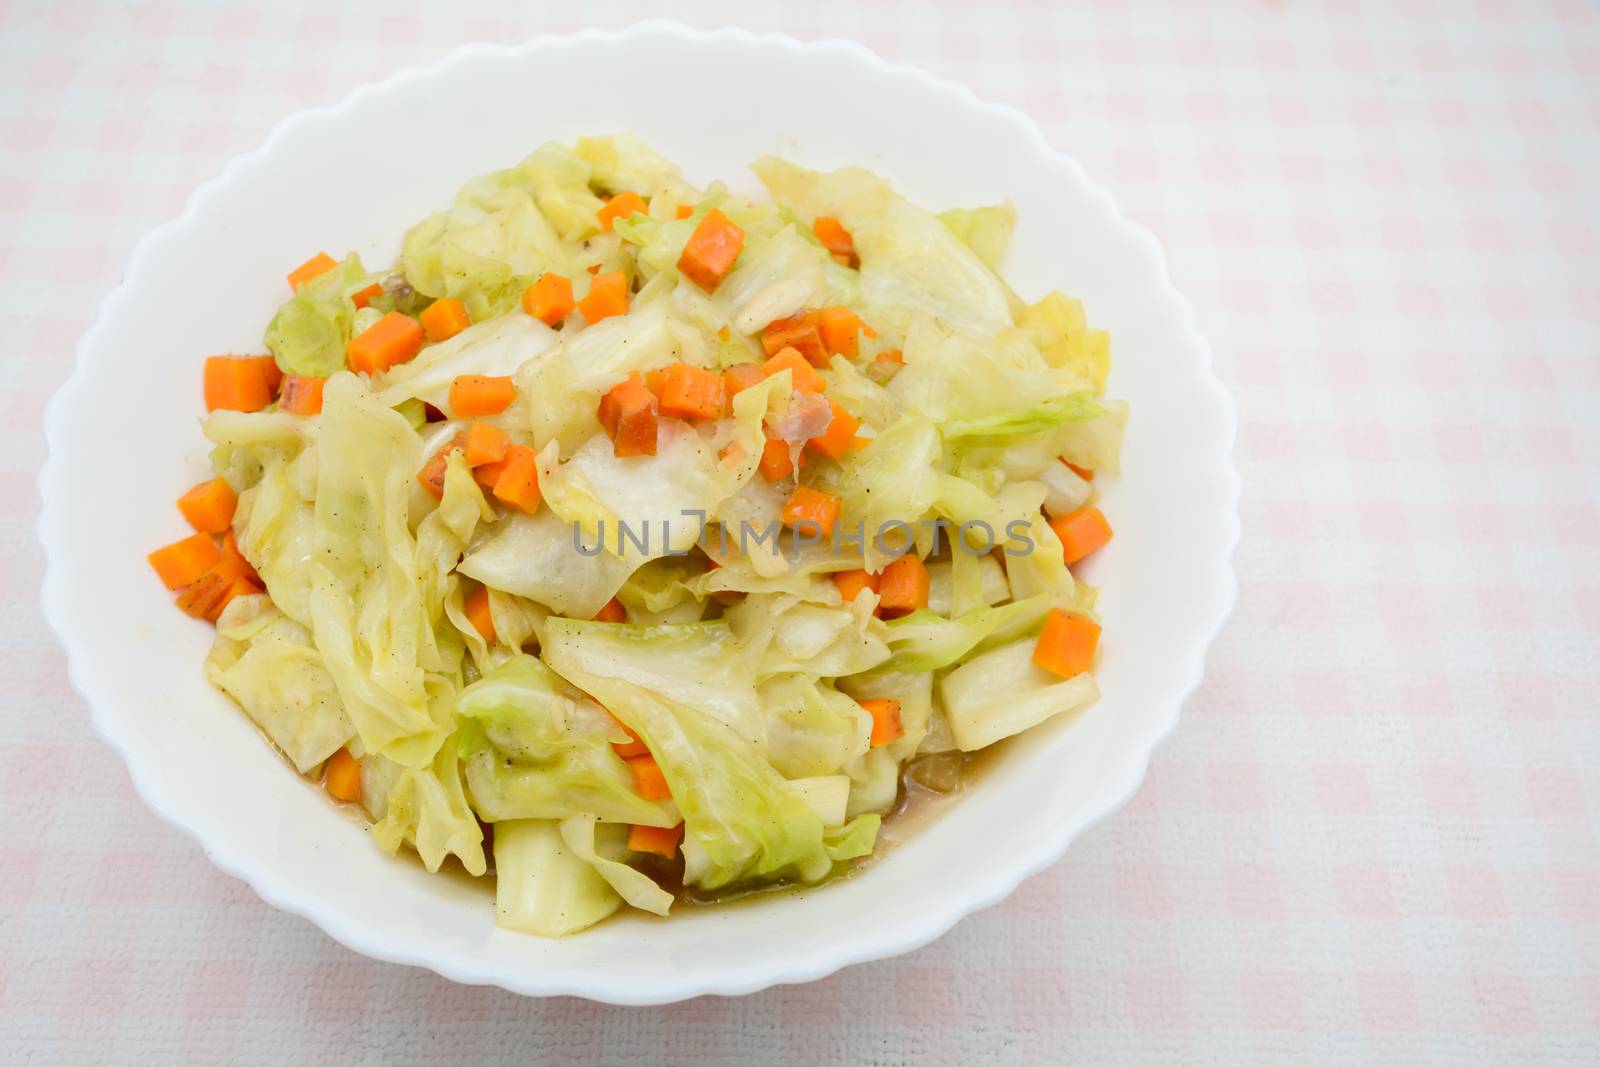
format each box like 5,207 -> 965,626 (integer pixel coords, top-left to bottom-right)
6,1 -> 1598,1062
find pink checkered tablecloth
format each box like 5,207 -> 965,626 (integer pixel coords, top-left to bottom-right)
8,1 -> 1599,1062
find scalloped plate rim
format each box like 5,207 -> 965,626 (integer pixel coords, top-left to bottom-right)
38,21 -> 1239,1005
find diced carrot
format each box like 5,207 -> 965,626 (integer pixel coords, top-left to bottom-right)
1032,608 -> 1101,678
761,311 -> 827,366
876,348 -> 904,365
1063,460 -> 1094,481
177,477 -> 237,535
598,373 -> 635,438
832,568 -> 879,602
626,754 -> 671,800
577,270 -> 629,324
675,204 -> 694,220
761,347 -> 825,392
759,437 -> 795,482
724,363 -> 766,400
859,698 -> 903,747
418,454 -> 449,499
596,190 -> 648,233
179,568 -> 257,623
419,297 -> 471,343
817,306 -> 863,359
417,434 -> 467,500
780,485 -> 841,538
247,355 -> 283,397
645,369 -> 667,399
812,216 -> 857,267
607,713 -> 649,759
178,479 -> 236,537
279,375 -> 325,415
463,421 -> 510,467
806,399 -> 861,460
174,570 -> 230,620
628,822 -> 684,858
149,532 -> 222,590
717,325 -> 731,341
1049,506 -> 1113,564
656,363 -> 726,420
522,272 -> 575,325
876,554 -> 929,618
286,252 -> 335,291
203,356 -> 274,413
323,747 -> 362,803
217,530 -> 258,585
347,311 -> 424,375
491,444 -> 541,514
464,584 -> 496,644
600,375 -> 658,458
350,282 -> 384,309
677,208 -> 745,293
473,454 -> 511,491
448,374 -> 516,417
593,597 -> 627,623
186,570 -> 259,623
586,263 -> 603,275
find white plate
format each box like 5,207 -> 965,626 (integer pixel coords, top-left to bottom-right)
39,23 -> 1238,1004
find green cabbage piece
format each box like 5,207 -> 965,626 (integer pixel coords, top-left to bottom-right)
611,210 -> 701,280
456,654 -> 677,828
888,316 -> 1065,426
264,253 -> 377,376
939,636 -> 1100,751
756,673 -> 871,779
374,312 -> 556,412
941,393 -> 1105,439
881,594 -> 1052,672
752,158 -> 1013,339
926,553 -> 1012,618
845,748 -> 901,816
938,203 -> 1017,270
518,141 -> 607,241
1002,512 -> 1080,610
518,300 -> 678,452
203,413 -> 318,625
400,158 -> 578,322
727,593 -> 891,680
457,507 -> 637,620
824,813 -> 882,860
542,617 -> 877,888
538,420 -> 725,563
205,598 -> 354,772
832,416 -> 942,571
840,668 -> 935,767
306,373 -> 456,767
560,815 -> 674,917
617,556 -> 709,625
787,774 -> 852,825
1022,292 -> 1111,392
369,717 -> 487,876
1054,399 -> 1128,476
493,819 -> 619,936
715,222 -> 849,335
576,134 -> 697,199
